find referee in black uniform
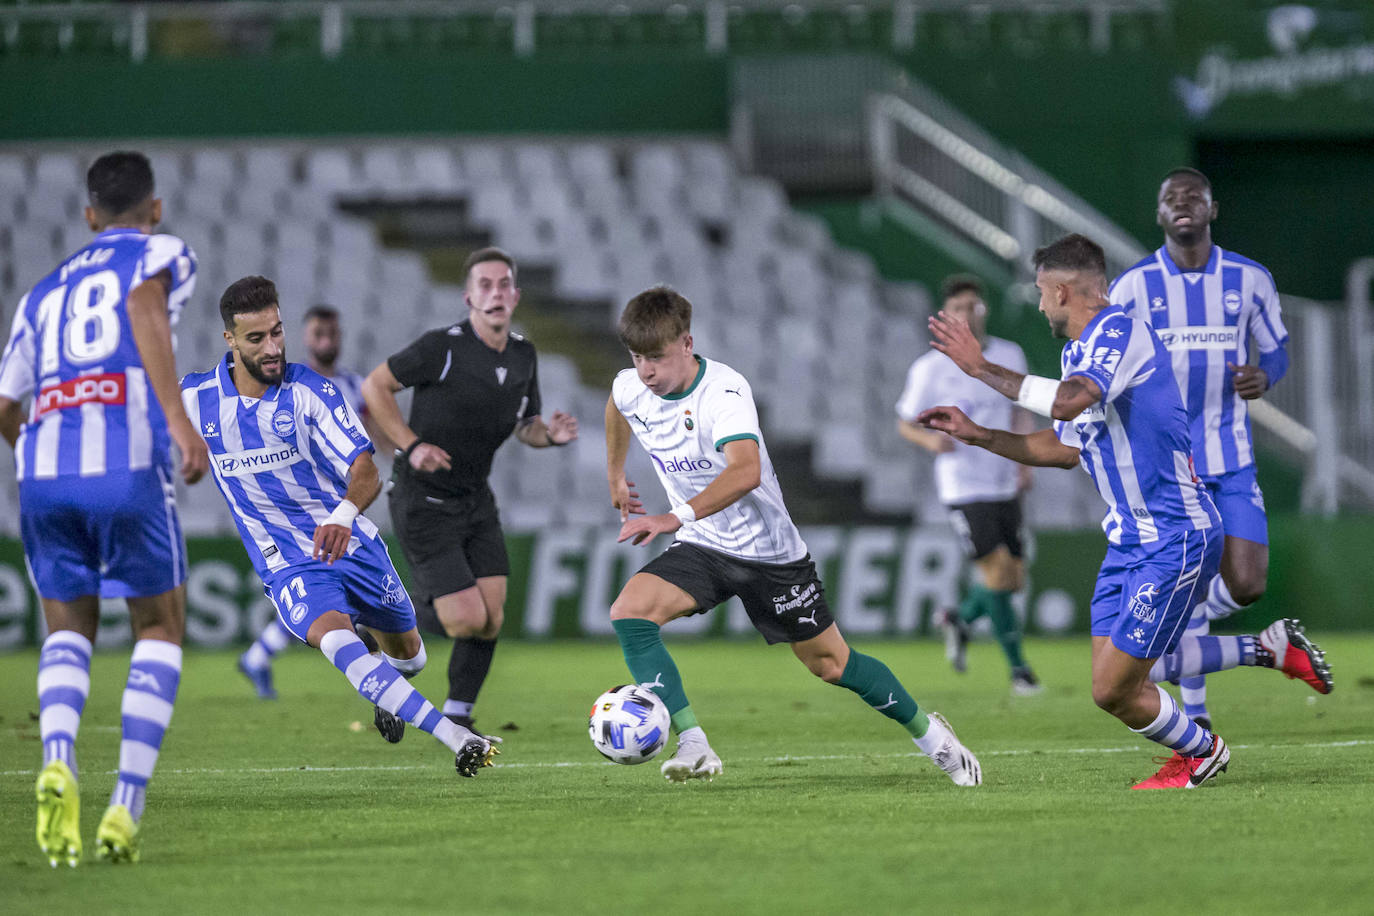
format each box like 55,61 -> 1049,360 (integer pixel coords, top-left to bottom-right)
363,247 -> 578,734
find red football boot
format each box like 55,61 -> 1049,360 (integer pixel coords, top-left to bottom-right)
1258,618 -> 1334,695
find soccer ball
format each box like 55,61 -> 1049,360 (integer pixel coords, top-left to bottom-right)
588,684 -> 671,765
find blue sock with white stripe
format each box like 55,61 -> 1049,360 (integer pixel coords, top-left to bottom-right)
242,619 -> 293,670
1178,609 -> 1210,719
319,629 -> 466,754
111,640 -> 183,822
1132,683 -> 1215,757
1149,634 -> 1257,684
38,630 -> 93,778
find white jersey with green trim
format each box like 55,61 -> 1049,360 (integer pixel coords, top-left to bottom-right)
612,356 -> 807,564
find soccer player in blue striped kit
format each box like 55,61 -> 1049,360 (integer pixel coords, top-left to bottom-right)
0,151 -> 210,864
1109,168 -> 1298,729
921,234 -> 1331,789
181,276 -> 496,782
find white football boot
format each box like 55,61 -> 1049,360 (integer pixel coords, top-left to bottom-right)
660,727 -> 723,783
919,712 -> 983,787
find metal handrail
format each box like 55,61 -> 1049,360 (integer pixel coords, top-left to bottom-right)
866,89 -> 1374,513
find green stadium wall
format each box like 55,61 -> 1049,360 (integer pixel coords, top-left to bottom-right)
0,514 -> 1367,648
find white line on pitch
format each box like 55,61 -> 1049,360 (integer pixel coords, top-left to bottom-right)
3,738 -> 1371,778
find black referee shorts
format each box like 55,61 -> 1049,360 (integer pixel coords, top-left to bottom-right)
639,541 -> 835,645
389,485 -> 510,605
947,498 -> 1024,561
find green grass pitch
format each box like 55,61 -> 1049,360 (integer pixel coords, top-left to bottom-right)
3,636 -> 1373,914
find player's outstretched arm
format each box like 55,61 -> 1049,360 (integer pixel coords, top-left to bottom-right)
312,451 -> 381,565
896,417 -> 956,454
917,406 -> 1080,469
515,410 -> 579,448
128,274 -> 209,484
604,395 -> 643,521
617,438 -> 761,545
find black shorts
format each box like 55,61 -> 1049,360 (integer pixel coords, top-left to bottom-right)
639,542 -> 835,645
389,484 -> 509,605
947,498 -> 1023,560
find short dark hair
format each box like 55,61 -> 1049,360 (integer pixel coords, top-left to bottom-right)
1032,234 -> 1106,278
220,276 -> 280,330
464,246 -> 517,283
86,151 -> 154,217
618,286 -> 692,354
1162,167 -> 1211,192
303,304 -> 339,324
940,274 -> 984,303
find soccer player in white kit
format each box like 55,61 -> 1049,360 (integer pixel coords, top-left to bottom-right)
1109,168 -> 1293,729
896,275 -> 1040,694
605,287 -> 982,787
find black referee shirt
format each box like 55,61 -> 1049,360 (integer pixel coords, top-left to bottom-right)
387,319 -> 541,500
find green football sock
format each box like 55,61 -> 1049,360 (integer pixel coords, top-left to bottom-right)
611,618 -> 697,733
837,650 -> 930,737
984,589 -> 1027,669
958,584 -> 991,624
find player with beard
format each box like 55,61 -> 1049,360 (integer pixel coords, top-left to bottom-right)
363,248 -> 578,737
181,276 -> 495,776
1108,168 -> 1292,729
236,303 -> 389,700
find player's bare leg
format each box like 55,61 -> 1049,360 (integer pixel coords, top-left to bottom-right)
610,573 -> 720,782
35,596 -> 99,867
307,611 -> 495,775
1092,638 -> 1228,789
432,578 -> 506,738
794,624 -> 981,787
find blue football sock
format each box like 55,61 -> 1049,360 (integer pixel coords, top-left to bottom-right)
1132,684 -> 1214,757
111,640 -> 182,822
319,629 -> 466,753
37,630 -> 92,779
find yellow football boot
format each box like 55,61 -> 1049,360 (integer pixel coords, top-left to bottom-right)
96,804 -> 140,864
35,760 -> 82,868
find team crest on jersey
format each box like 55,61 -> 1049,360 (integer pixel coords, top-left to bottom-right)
1223,289 -> 1242,314
272,409 -> 296,438
684,410 -> 694,431
495,367 -> 508,385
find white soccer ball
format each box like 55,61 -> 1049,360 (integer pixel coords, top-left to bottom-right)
588,684 -> 671,765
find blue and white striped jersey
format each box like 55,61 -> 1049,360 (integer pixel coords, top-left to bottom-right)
1109,245 -> 1288,476
324,368 -> 367,418
0,229 -> 197,480
180,355 -> 377,578
1053,306 -> 1219,547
